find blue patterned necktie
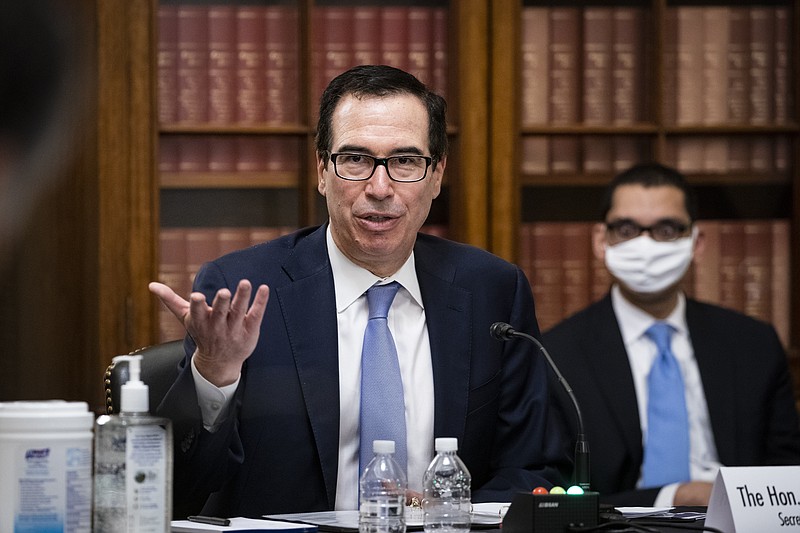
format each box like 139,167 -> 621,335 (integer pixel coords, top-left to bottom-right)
641,322 -> 690,487
359,281 -> 407,477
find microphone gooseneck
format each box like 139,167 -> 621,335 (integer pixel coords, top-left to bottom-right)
490,321 -> 590,491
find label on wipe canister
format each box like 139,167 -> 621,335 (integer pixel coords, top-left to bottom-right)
0,400 -> 93,533
13,444 -> 92,533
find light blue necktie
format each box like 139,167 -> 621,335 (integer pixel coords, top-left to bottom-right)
641,322 -> 690,487
359,282 -> 407,477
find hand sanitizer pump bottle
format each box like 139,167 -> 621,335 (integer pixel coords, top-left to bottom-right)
93,354 -> 173,533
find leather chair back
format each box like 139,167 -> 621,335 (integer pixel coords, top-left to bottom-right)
104,340 -> 185,415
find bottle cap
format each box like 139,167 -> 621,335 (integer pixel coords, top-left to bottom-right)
113,354 -> 149,413
434,437 -> 458,452
373,440 -> 395,454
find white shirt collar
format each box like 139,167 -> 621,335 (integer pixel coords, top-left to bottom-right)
610,284 -> 688,344
326,225 -> 424,312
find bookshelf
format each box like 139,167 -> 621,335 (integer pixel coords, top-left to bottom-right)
5,0 -> 796,408
491,0 -> 800,393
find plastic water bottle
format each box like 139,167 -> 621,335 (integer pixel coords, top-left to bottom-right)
422,437 -> 471,533
359,440 -> 407,533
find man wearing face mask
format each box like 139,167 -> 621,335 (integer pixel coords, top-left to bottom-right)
543,163 -> 800,507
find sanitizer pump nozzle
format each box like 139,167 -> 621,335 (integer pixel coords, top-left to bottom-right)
113,354 -> 149,413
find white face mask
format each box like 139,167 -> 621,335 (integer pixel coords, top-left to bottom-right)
604,227 -> 697,294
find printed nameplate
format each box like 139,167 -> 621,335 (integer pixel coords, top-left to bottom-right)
705,466 -> 800,532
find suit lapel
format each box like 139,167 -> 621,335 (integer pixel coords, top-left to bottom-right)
587,297 -> 644,460
275,226 -> 340,509
686,300 -> 737,463
414,239 -> 472,441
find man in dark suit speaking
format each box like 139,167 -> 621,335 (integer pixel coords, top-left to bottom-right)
150,65 -> 567,518
544,163 -> 800,507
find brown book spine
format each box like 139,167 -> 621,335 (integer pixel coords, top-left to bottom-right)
236,5 -> 267,124
661,8 -> 678,125
742,221 -> 772,323
521,136 -> 549,175
582,7 -> 613,124
186,228 -> 222,290
549,7 -> 580,125
693,220 -> 721,303
726,136 -> 751,173
159,135 -> 180,174
218,227 -> 252,257
583,136 -> 613,174
676,7 -> 704,125
773,7 -> 791,125
236,136 -> 267,173
177,5 -> 209,124
530,222 -> 564,332
675,137 -> 705,174
550,136 -> 580,174
702,7 -> 729,125
521,7 -> 550,125
207,135 -> 236,173
431,7 -> 448,98
748,7 -> 774,125
265,5 -> 300,124
718,221 -> 746,312
726,7 -> 750,123
750,136 -> 773,173
612,6 -> 644,125
703,136 -> 729,173
208,5 -> 236,124
613,137 -> 643,173
771,219 -> 790,347
408,7 -> 433,86
158,5 -> 179,125
381,6 -> 409,71
178,136 -> 209,173
249,227 -> 282,248
159,228 -> 189,342
561,222 -> 592,318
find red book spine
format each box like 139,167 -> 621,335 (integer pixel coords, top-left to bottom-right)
159,135 -> 180,174
582,7 -> 613,124
157,5 -> 179,125
530,222 -> 563,332
431,7 -> 448,98
561,222 -> 591,318
381,6 -> 409,71
236,5 -> 267,124
177,5 -> 209,124
159,228 -> 189,342
352,7 -> 381,66
407,7 -> 433,86
315,7 -> 354,108
521,7 -> 550,126
208,5 -> 237,125
236,136 -> 267,173
265,5 -> 300,124
612,7 -> 644,124
186,228 -> 222,290
218,227 -> 251,257
661,8 -> 678,125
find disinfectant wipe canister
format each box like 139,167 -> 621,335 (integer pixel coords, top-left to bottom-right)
0,400 -> 93,533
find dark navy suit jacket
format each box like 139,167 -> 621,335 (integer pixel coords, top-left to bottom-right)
158,225 -> 569,518
543,293 -> 800,506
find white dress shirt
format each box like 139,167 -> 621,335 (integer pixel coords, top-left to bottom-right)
191,226 -> 435,510
610,285 -> 723,506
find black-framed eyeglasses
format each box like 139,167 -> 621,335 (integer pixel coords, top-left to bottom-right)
605,219 -> 691,243
328,152 -> 432,183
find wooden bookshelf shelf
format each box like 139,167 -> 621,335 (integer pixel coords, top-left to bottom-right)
160,171 -> 299,189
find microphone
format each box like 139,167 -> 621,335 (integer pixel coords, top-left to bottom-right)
490,322 -> 590,491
